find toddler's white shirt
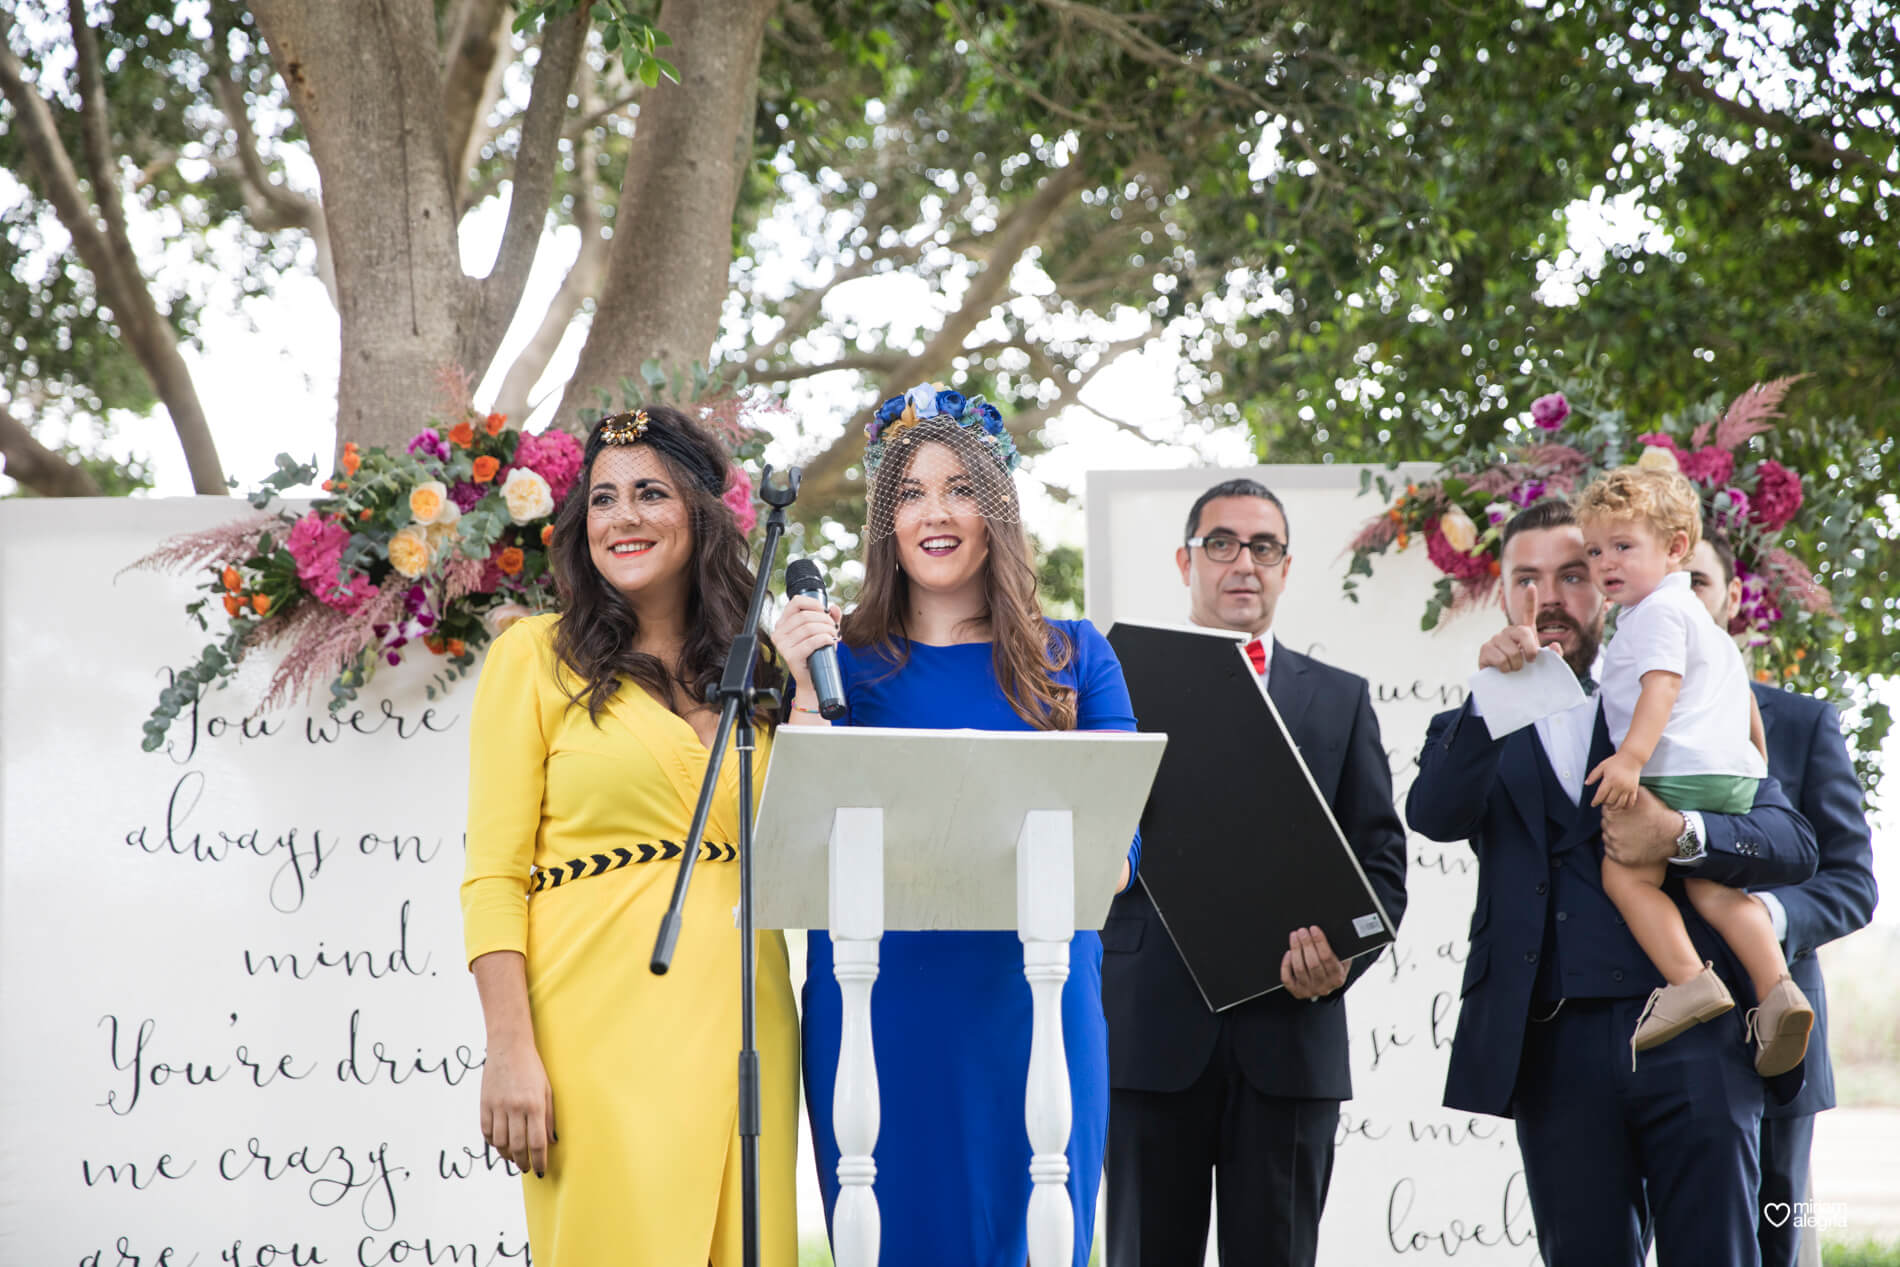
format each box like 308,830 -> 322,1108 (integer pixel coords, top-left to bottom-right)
1600,570 -> 1766,779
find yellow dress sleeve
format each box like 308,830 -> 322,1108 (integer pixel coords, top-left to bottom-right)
460,616 -> 559,966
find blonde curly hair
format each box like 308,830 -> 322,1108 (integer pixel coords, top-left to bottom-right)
1574,466 -> 1702,552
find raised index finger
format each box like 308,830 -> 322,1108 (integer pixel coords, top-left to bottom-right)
1513,582 -> 1539,631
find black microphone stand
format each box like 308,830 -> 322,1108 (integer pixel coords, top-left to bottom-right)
651,463 -> 799,1267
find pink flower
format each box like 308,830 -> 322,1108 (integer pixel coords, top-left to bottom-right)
1711,487 -> 1751,530
724,466 -> 758,535
1530,392 -> 1569,431
1424,518 -> 1494,580
1751,459 -> 1804,531
1678,445 -> 1736,486
407,428 -> 451,463
1635,432 -> 1683,457
286,512 -> 379,613
512,427 -> 585,503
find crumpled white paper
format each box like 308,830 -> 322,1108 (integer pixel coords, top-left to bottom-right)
1468,647 -> 1589,738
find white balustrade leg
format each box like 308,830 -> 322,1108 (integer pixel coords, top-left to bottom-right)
1018,810 -> 1075,1267
830,808 -> 884,1267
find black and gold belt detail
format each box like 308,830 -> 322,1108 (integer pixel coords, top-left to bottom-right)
529,841 -> 738,894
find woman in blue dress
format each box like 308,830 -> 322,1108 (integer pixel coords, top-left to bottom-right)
771,383 -> 1141,1267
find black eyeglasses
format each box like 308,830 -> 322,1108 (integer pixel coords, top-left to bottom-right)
1187,534 -> 1288,566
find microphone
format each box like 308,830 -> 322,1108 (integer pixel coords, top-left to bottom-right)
783,558 -> 846,720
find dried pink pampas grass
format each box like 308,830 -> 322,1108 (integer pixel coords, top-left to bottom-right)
122,511 -> 284,579
1692,375 -> 1807,452
1759,548 -> 1833,615
256,584 -> 408,713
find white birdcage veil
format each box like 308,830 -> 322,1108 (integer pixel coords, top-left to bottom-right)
862,384 -> 1022,544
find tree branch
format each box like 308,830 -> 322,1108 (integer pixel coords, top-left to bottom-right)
0,404 -> 103,497
0,7 -> 226,494
758,353 -> 906,383
0,15 -> 114,278
782,160 -> 1093,514
468,3 -> 588,377
207,29 -> 337,305
878,160 -> 1090,397
489,189 -> 611,422
942,0 -> 1138,132
1030,0 -> 1278,117
440,0 -> 512,205
69,0 -> 139,301
1662,65 -> 1887,178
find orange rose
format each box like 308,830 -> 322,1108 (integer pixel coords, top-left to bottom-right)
340,443 -> 361,476
223,594 -> 244,617
221,566 -> 241,592
472,455 -> 501,484
485,412 -> 507,436
425,635 -> 447,655
540,524 -> 554,547
359,509 -> 373,521
447,638 -> 467,657
449,421 -> 475,448
251,593 -> 272,615
1487,557 -> 1500,577
497,546 -> 525,576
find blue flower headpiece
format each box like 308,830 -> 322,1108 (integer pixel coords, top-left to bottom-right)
864,382 -> 1020,478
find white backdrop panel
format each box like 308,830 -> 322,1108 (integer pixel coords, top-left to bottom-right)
1086,465 -> 1541,1265
2,498 -> 525,1265
6,472 -> 1533,1265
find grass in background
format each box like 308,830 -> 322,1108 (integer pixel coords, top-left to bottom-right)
1819,926 -> 1900,1108
1826,1237 -> 1900,1266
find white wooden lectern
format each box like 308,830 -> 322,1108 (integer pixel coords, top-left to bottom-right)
754,726 -> 1166,1267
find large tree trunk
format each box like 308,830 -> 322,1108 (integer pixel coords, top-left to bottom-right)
251,0 -> 472,453
555,0 -> 777,424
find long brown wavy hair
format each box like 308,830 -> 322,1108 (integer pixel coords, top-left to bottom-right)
842,425 -> 1075,729
548,406 -> 781,728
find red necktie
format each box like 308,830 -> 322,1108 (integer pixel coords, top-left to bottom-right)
1244,638 -> 1267,675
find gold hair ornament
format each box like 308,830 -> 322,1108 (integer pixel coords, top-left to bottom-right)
600,410 -> 651,445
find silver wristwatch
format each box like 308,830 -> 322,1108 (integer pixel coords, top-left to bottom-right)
1674,811 -> 1706,863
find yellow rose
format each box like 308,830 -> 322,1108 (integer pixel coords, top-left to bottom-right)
409,480 -> 449,525
1440,505 -> 1479,554
1635,445 -> 1681,474
501,467 -> 555,524
388,525 -> 433,578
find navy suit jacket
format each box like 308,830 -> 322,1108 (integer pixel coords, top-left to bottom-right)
1408,697 -> 1817,1119
1103,640 -> 1409,1101
1754,683 -> 1878,1118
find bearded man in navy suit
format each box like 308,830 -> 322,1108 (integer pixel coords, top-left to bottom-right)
1685,527 -> 1878,1267
1406,497 -> 1817,1266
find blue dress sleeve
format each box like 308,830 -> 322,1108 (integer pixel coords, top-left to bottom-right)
1064,619 -> 1142,887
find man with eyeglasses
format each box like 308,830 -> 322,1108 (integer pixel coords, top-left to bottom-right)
1102,478 -> 1408,1267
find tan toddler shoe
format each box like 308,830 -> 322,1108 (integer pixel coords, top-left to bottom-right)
1748,975 -> 1814,1077
1631,962 -> 1735,1067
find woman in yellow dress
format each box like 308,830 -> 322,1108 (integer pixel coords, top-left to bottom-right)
460,406 -> 799,1265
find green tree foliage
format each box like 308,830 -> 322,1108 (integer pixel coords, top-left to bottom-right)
1185,1 -> 1896,692
1,2 -> 1890,767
